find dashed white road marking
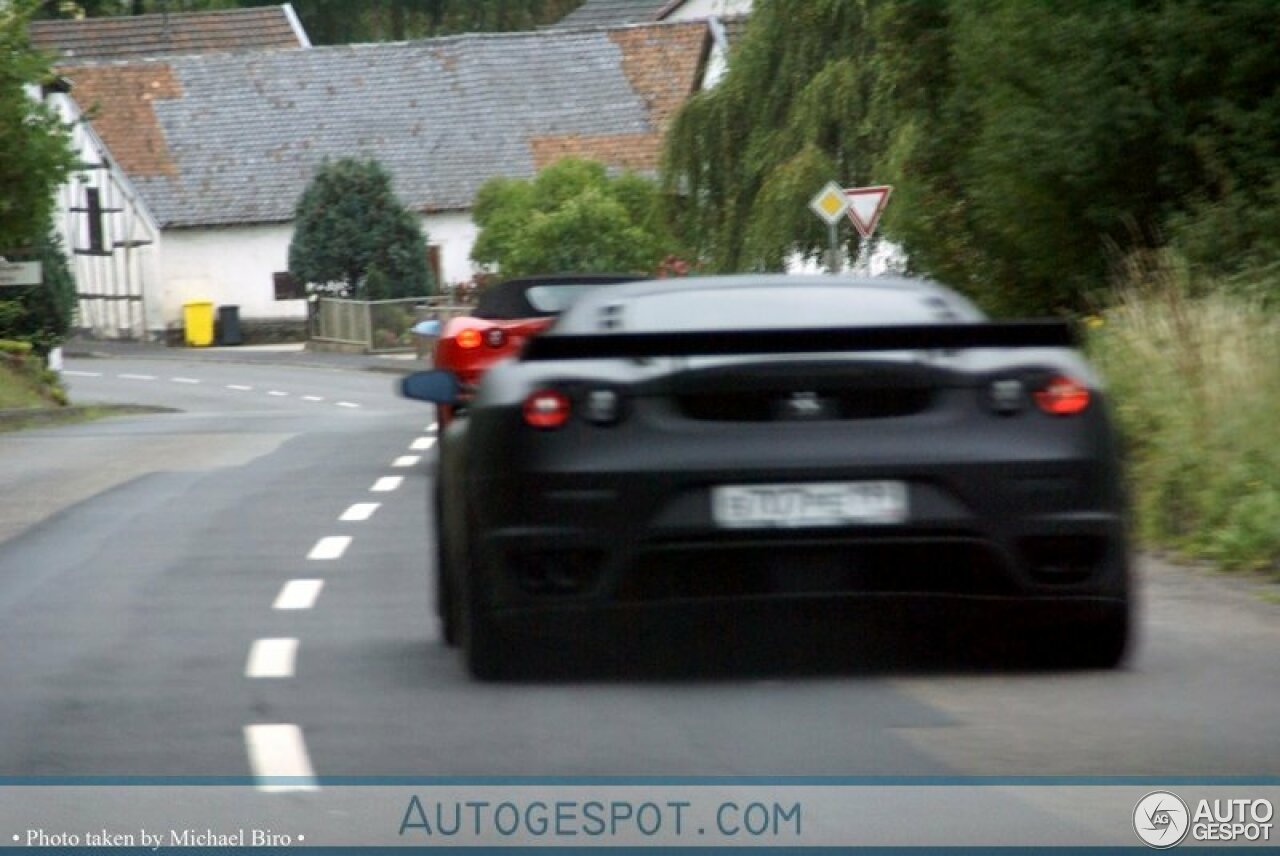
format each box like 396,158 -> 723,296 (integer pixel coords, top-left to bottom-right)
370,476 -> 403,493
426,422 -> 438,433
340,502 -> 380,522
392,455 -> 421,468
170,377 -> 200,384
244,724 -> 319,792
119,373 -> 156,381
307,535 -> 352,560
302,395 -> 324,402
227,384 -> 253,391
336,401 -> 360,409
410,437 -> 437,451
61,370 -> 101,377
273,580 -> 324,610
268,390 -> 289,397
245,638 -> 299,678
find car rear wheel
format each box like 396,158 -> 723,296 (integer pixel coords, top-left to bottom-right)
1073,603 -> 1130,668
433,492 -> 459,647
1033,601 -> 1130,669
435,546 -> 459,648
460,529 -> 509,680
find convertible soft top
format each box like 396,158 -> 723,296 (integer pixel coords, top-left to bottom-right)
472,274 -> 640,320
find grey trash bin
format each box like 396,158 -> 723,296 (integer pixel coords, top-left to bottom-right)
217,305 -> 243,346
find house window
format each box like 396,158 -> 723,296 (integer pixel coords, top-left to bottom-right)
273,271 -> 305,300
85,188 -> 106,254
427,245 -> 442,290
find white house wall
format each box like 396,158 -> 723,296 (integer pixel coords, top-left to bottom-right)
664,0 -> 752,21
48,92 -> 163,340
160,223 -> 302,329
425,210 -> 481,294
156,211 -> 479,330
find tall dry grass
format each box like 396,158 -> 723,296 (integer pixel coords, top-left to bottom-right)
1087,253 -> 1280,573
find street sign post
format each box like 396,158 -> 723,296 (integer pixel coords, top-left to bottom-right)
809,183 -> 894,274
0,259 -> 43,287
843,185 -> 893,238
809,182 -> 849,274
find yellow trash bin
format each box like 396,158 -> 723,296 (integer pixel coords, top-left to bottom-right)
183,301 -> 215,347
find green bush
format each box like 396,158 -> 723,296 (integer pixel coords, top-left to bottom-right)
1087,255 -> 1280,574
0,223 -> 76,356
471,158 -> 678,277
288,158 -> 433,298
1,0 -> 77,255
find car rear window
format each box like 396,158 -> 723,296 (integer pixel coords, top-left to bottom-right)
561,285 -> 982,333
523,285 -> 603,314
473,278 -> 634,320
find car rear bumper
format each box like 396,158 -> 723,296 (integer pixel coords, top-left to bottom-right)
471,504 -> 1129,618
485,591 -> 1131,667
458,405 -> 1129,626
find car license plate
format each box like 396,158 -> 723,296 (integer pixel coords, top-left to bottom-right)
711,481 -> 908,528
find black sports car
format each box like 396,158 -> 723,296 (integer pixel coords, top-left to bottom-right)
402,275 -> 1131,679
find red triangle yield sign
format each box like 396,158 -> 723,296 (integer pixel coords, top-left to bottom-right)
844,185 -> 893,238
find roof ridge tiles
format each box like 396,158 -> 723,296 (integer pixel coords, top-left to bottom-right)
62,15 -> 709,228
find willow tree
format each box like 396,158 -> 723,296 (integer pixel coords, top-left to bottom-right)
663,0 -> 1280,315
662,1 -> 908,274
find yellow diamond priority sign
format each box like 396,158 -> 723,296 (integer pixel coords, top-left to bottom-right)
809,181 -> 849,225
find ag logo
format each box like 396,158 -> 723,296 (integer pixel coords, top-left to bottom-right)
1134,791 -> 1190,848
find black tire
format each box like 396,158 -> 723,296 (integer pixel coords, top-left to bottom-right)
460,530 -> 508,681
1073,602 -> 1130,669
434,502 -> 459,647
1033,601 -> 1130,669
436,558 -> 459,648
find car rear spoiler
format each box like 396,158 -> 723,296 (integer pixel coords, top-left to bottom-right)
520,321 -> 1077,362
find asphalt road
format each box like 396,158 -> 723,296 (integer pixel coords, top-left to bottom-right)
0,352 -> 1276,782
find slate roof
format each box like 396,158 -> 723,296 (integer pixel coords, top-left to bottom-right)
64,21 -> 708,229
29,5 -> 309,66
550,0 -> 673,29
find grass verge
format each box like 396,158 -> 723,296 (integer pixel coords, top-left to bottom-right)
0,342 -> 65,409
0,342 -> 172,432
0,404 -> 174,433
1087,256 -> 1280,577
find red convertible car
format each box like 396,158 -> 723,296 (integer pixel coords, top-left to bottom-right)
432,274 -> 638,425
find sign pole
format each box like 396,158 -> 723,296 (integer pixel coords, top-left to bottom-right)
809,181 -> 850,276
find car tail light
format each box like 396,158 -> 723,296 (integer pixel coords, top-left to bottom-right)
456,328 -> 483,350
1034,375 -> 1090,416
523,389 -> 571,429
485,328 -> 508,348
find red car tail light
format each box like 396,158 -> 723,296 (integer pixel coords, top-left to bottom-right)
485,328 -> 508,348
1034,375 -> 1091,416
523,389 -> 571,429
456,328 -> 483,350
